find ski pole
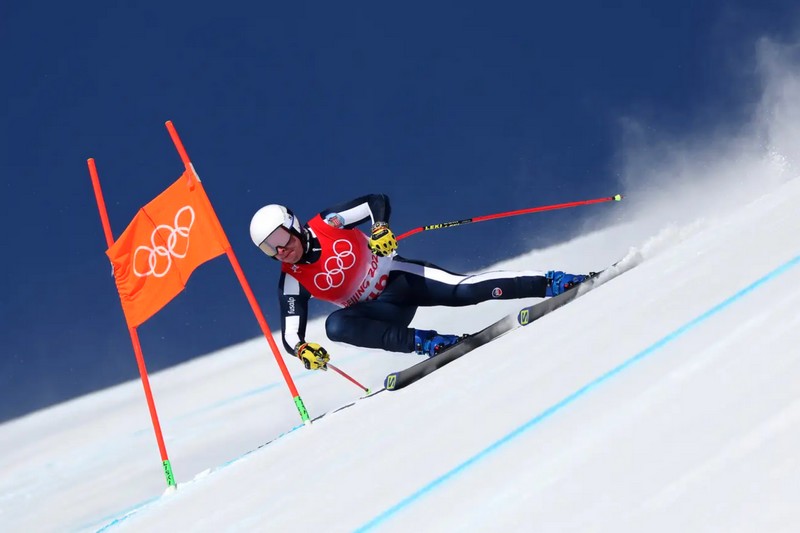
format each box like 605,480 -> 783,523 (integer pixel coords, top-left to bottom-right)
328,363 -> 371,394
396,194 -> 623,240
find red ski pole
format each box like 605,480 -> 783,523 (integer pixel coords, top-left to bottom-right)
328,363 -> 371,394
396,194 -> 623,240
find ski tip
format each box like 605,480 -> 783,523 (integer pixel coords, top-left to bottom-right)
613,194 -> 623,201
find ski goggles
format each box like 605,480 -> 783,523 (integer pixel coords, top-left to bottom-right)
258,226 -> 293,257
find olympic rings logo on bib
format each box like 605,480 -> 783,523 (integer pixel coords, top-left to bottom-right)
314,239 -> 357,291
133,206 -> 195,278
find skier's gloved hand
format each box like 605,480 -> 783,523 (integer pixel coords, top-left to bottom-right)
294,342 -> 330,370
369,222 -> 397,257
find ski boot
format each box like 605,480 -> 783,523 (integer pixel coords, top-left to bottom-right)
545,271 -> 589,297
414,329 -> 462,357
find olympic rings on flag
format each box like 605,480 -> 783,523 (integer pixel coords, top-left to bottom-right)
133,206 -> 195,278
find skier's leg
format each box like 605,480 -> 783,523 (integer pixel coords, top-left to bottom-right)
384,257 -> 550,306
325,300 -> 417,352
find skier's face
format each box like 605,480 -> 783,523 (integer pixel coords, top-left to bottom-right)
274,233 -> 303,263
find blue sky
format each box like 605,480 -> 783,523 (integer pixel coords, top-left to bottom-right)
1,1 -> 797,422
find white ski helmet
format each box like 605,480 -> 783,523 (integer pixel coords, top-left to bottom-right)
249,204 -> 303,253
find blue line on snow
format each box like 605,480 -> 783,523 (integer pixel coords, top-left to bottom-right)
355,253 -> 800,532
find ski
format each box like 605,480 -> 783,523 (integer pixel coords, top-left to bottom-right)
384,313 -> 517,391
384,255 -> 640,391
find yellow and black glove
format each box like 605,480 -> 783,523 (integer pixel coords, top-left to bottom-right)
294,342 -> 330,370
369,221 -> 398,257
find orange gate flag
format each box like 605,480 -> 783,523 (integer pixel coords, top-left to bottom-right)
107,170 -> 230,328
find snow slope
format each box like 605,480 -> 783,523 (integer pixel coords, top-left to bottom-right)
2,170 -> 800,532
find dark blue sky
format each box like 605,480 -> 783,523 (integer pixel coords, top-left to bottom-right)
1,1 -> 797,422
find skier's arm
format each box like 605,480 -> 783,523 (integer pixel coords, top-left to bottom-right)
320,194 -> 398,256
278,272 -> 311,355
319,194 -> 391,229
278,273 -> 329,370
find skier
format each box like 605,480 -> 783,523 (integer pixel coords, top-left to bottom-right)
249,194 -> 589,371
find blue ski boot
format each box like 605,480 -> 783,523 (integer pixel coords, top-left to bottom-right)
414,329 -> 462,357
545,271 -> 589,297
